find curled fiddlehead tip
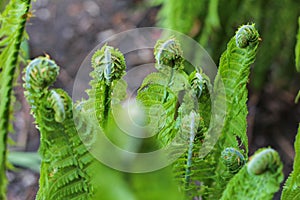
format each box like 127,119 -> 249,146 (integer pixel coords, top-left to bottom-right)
235,24 -> 260,48
247,148 -> 282,175
24,56 -> 59,92
91,45 -> 126,84
221,147 -> 246,173
154,37 -> 184,70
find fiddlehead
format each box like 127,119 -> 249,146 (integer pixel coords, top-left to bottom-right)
85,45 -> 126,128
220,148 -> 283,200
247,148 -> 281,175
235,24 -> 260,48
154,37 -> 184,71
24,56 -> 59,114
221,147 -> 246,174
91,45 -> 126,85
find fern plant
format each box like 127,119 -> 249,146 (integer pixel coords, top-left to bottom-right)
0,0 -> 31,198
154,0 -> 300,90
22,22 -> 298,200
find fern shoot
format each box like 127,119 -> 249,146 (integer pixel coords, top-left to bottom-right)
137,38 -> 189,146
23,57 -> 95,200
85,45 -> 126,129
221,147 -> 246,174
192,24 -> 259,199
220,148 -> 283,200
0,0 -> 31,198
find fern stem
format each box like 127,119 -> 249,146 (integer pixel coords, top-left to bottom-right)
102,84 -> 110,127
0,0 -> 31,198
184,111 -> 196,189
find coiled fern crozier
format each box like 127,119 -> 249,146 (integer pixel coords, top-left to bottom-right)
0,0 -> 31,198
23,23 -> 288,200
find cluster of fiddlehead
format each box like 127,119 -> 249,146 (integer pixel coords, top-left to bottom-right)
22,23 -> 287,200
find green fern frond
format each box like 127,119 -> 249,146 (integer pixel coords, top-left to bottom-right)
281,123 -> 300,200
137,83 -> 178,146
0,0 -> 31,198
213,23 -> 260,153
221,148 -> 283,200
137,38 -> 189,146
23,57 -> 95,200
85,45 -> 126,128
189,70 -> 212,128
186,24 -> 260,199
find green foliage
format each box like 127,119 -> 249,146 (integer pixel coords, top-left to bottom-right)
221,147 -> 246,174
155,0 -> 300,90
24,57 -> 95,200
154,0 -> 205,34
215,23 -> 259,154
186,23 -> 259,200
281,124 -> 300,199
0,0 -> 31,198
86,45 -> 126,128
22,23 -> 292,200
221,148 -> 283,200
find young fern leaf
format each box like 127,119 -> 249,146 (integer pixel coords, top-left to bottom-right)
281,123 -> 300,200
0,0 -> 31,197
195,24 -> 260,199
221,148 -> 283,200
137,38 -> 189,146
189,70 -> 212,128
221,147 -> 246,174
207,24 -> 260,155
218,23 -> 259,152
172,106 -> 204,198
85,45 -> 126,129
24,57 -> 96,200
170,74 -> 210,198
247,148 -> 281,175
137,83 -> 178,146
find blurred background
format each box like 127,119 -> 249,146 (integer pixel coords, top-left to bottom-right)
3,0 -> 300,199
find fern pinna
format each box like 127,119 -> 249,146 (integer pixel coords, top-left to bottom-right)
0,0 -> 31,198
23,57 -> 95,200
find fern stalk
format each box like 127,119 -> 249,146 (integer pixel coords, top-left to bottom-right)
0,0 -> 31,198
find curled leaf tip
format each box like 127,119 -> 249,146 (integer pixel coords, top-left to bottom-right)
154,37 -> 184,70
235,24 -> 259,48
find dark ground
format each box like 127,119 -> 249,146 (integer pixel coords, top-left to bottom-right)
7,0 -> 300,199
